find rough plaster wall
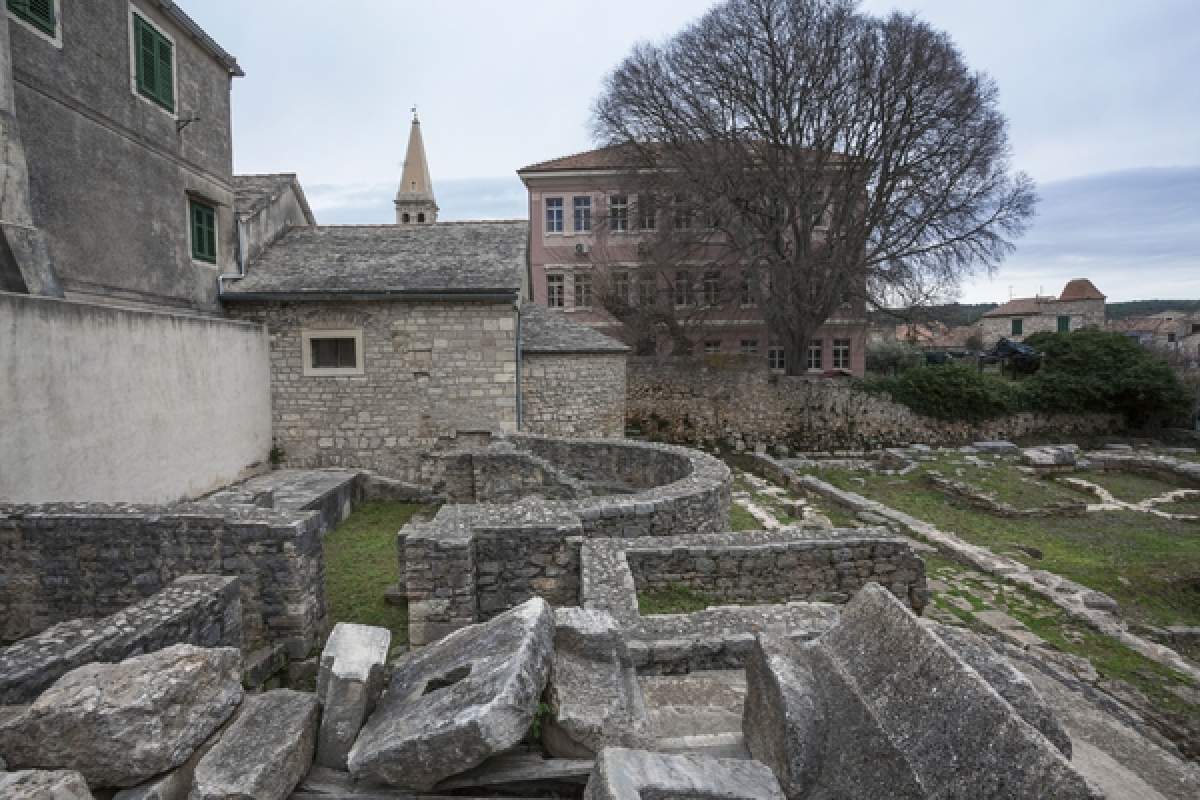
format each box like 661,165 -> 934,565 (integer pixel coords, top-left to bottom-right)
226,299 -> 518,482
0,292 -> 271,503
521,352 -> 626,438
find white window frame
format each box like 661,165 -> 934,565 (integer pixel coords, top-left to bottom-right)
546,273 -> 565,308
128,4 -> 179,119
740,338 -> 759,355
8,0 -> 62,48
807,339 -> 824,371
832,338 -> 851,370
704,340 -> 721,354
609,194 -> 629,232
302,329 -> 364,377
768,346 -> 785,371
574,272 -> 593,308
545,197 -> 564,234
573,196 -> 592,232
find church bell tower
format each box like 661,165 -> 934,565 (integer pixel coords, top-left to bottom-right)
394,109 -> 438,224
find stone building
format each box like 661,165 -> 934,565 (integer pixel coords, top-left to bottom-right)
517,145 -> 868,376
3,0 -> 244,311
981,278 -> 1106,346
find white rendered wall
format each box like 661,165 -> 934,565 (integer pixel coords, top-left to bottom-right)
0,291 -> 272,503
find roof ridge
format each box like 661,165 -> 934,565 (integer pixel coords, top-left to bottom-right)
234,172 -> 298,178
307,220 -> 529,229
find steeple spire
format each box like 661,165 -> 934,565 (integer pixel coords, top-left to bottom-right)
395,108 -> 438,224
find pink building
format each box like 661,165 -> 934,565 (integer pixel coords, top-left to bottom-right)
517,146 -> 867,376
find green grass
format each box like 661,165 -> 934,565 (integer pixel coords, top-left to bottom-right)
730,503 -> 764,531
1159,498 -> 1200,517
932,461 -> 1085,508
638,583 -> 715,615
324,501 -> 429,654
1080,470 -> 1186,503
818,466 -> 1200,628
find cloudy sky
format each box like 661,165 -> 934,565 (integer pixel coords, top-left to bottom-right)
180,0 -> 1200,303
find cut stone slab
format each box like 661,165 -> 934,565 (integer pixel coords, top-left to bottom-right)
0,644 -> 242,788
929,622 -> 1073,756
191,689 -> 318,800
1022,445 -> 1079,468
0,770 -> 94,799
582,747 -> 785,800
640,671 -> 748,758
315,623 -> 391,770
974,440 -> 1019,454
543,608 -> 647,758
348,597 -> 555,790
744,584 -> 1102,799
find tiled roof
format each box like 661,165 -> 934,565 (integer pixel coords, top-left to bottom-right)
520,303 -> 630,354
1058,278 -> 1105,302
518,144 -> 646,174
233,174 -> 316,225
222,221 -> 528,298
982,297 -> 1046,317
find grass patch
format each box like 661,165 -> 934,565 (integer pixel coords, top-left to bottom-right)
324,501 -> 429,654
730,503 -> 764,531
1160,498 -> 1200,517
638,583 -> 715,615
818,465 -> 1200,628
1080,470 -> 1186,503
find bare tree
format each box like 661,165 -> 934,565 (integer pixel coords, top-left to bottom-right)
592,0 -> 1036,374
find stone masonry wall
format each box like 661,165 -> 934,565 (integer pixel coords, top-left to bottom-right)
226,299 -> 518,483
0,575 -> 241,704
0,504 -> 325,657
521,352 -> 627,438
627,538 -> 927,611
627,357 -> 1121,451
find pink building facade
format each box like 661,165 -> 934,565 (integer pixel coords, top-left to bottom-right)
517,147 -> 867,376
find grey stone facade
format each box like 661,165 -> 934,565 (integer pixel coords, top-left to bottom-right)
226,300 -> 519,482
0,575 -> 241,704
7,0 -> 242,310
522,352 -> 627,438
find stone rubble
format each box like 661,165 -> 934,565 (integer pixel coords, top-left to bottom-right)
0,769 -> 95,799
315,622 -> 391,770
582,747 -> 786,800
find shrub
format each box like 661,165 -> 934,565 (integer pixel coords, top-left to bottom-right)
866,340 -> 925,375
861,362 -> 1018,422
1021,330 -> 1191,427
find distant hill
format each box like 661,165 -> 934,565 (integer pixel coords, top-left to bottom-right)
1105,300 -> 1200,320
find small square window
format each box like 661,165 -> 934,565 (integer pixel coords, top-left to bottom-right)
189,198 -> 217,263
740,339 -> 759,355
133,11 -> 175,112
8,0 -> 56,37
547,274 -> 565,308
545,198 -> 564,233
704,340 -> 721,354
1011,318 -> 1023,336
1167,332 -> 1176,344
302,330 -> 364,376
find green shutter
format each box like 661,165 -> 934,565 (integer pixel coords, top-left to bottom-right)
190,199 -> 216,263
133,13 -> 174,112
8,0 -> 56,36
1057,315 -> 1070,333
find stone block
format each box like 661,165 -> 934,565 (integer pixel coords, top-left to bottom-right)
190,689 -> 318,800
0,645 -> 242,788
315,623 -> 391,770
1021,445 -> 1078,468
348,597 -> 554,790
0,770 -> 94,799
743,584 -> 1101,799
973,440 -> 1019,454
543,608 -> 647,758
582,747 -> 785,800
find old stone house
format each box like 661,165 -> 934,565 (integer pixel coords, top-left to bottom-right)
981,279 -> 1106,346
517,145 -> 868,376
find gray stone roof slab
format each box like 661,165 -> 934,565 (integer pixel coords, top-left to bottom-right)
222,221 -> 528,299
520,303 -> 629,354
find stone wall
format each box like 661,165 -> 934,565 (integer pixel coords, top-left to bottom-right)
521,352 -> 626,438
0,574 -> 241,704
0,503 -> 325,657
627,357 -> 1122,451
226,299 -> 518,483
627,537 -> 926,610
981,298 -> 1106,346
0,292 -> 272,504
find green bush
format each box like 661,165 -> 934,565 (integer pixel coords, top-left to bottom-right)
1022,330 -> 1191,427
865,340 -> 924,375
861,362 -> 1018,422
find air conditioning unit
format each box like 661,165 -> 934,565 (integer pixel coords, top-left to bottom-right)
575,243 -> 590,256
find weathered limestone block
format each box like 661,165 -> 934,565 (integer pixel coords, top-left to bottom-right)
315,622 -> 391,769
743,584 -> 1102,799
543,608 -> 647,758
929,622 -> 1073,757
0,645 -> 242,788
0,770 -> 94,799
974,440 -> 1019,454
190,689 -> 318,800
582,747 -> 785,800
1022,445 -> 1078,468
348,597 -> 554,790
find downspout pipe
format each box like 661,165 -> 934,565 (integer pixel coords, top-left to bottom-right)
515,300 -> 524,430
216,214 -> 247,297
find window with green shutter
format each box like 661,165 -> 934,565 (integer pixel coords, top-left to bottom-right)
1057,315 -> 1070,333
190,199 -> 217,263
133,12 -> 174,112
1011,318 -> 1023,336
7,0 -> 57,36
